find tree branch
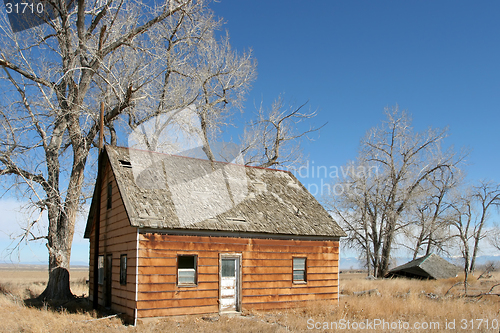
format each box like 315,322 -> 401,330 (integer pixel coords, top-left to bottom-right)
0,55 -> 55,88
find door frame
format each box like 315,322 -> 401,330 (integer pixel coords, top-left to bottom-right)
218,253 -> 242,313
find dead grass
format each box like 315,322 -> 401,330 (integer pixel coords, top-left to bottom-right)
293,272 -> 500,332
0,268 -> 499,332
0,266 -> 88,299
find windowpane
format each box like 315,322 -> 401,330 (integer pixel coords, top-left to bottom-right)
293,270 -> 305,281
178,269 -> 195,284
221,259 -> 236,277
120,255 -> 127,285
178,255 -> 195,269
293,258 -> 305,270
98,255 -> 104,285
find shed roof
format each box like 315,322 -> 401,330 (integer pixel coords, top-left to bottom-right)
84,146 -> 346,239
386,253 -> 460,280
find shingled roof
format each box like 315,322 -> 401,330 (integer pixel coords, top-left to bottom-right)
84,146 -> 346,238
386,253 -> 460,280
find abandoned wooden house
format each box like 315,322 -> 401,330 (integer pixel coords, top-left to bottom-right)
385,253 -> 460,280
84,146 -> 346,323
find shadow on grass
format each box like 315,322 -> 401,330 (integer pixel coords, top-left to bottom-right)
23,296 -> 120,320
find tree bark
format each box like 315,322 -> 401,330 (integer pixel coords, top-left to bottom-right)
39,267 -> 73,300
379,237 -> 393,277
463,251 -> 470,294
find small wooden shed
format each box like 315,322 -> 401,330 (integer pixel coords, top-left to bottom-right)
84,146 -> 345,323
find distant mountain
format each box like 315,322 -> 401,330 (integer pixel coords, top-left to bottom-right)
448,254 -> 500,268
339,254 -> 500,270
3,256 -> 499,271
339,257 -> 363,270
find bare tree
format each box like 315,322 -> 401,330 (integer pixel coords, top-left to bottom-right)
488,226 -> 500,252
402,168 -> 460,259
468,182 -> 500,272
328,107 -> 463,277
327,160 -> 382,277
241,96 -> 324,168
0,0 -> 255,300
450,181 -> 500,293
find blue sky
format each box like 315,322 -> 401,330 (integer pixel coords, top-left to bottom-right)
212,0 -> 499,183
1,0 -> 499,264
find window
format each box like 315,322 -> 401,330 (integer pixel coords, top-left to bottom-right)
177,255 -> 197,286
98,255 -> 104,285
107,182 -> 112,209
221,258 -> 236,277
293,257 -> 307,283
120,254 -> 127,285
118,160 -> 132,168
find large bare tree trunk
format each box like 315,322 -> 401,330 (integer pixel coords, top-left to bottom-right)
40,260 -> 73,300
463,245 -> 470,294
379,226 -> 395,277
38,150 -> 87,300
38,206 -> 78,300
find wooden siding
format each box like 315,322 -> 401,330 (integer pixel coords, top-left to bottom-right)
137,233 -> 339,318
88,162 -> 138,320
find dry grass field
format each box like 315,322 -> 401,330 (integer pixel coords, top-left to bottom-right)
0,265 -> 499,332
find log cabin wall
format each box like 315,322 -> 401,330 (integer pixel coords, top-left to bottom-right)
88,162 -> 138,320
137,232 -> 339,318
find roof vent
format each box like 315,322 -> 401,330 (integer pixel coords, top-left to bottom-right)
118,159 -> 132,168
226,217 -> 246,223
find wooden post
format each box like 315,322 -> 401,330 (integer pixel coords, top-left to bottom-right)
99,102 -> 104,150
93,102 -> 104,309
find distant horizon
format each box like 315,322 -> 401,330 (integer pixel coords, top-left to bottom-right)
0,262 -> 88,268
3,253 -> 500,272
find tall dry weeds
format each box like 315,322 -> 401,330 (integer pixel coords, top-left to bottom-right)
0,271 -> 498,332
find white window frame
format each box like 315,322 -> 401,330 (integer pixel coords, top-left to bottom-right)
177,254 -> 198,286
293,257 -> 307,283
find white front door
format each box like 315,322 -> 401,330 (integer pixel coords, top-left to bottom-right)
220,255 -> 240,312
